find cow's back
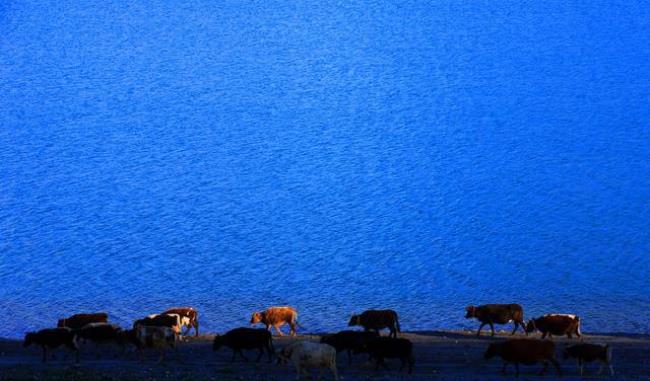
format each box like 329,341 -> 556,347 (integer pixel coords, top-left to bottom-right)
482,304 -> 523,323
360,310 -> 397,328
264,306 -> 297,325
504,339 -> 555,363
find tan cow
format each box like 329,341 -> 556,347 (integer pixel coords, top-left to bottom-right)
250,306 -> 300,336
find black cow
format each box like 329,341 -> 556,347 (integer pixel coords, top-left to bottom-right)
320,330 -> 379,365
23,328 -> 79,363
348,310 -> 401,338
213,328 -> 275,362
357,337 -> 414,373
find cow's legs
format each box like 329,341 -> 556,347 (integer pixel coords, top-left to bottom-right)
539,361 -> 549,375
41,346 -> 48,363
289,322 -> 296,337
541,332 -> 548,339
347,349 -> 353,365
194,321 -> 199,337
238,348 -> 249,362
551,358 -> 562,376
489,322 -> 496,337
331,363 -> 339,381
274,325 -> 284,336
515,362 -> 520,377
477,323 -> 486,336
389,327 -> 396,338
511,321 -> 518,335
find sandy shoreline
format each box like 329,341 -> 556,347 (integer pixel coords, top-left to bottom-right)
1,330 -> 648,380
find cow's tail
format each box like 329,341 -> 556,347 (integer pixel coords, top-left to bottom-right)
575,316 -> 582,337
293,313 -> 305,329
394,311 -> 401,333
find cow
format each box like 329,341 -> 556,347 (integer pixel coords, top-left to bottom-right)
320,330 -> 379,365
526,314 -> 581,339
278,341 -> 339,381
348,309 -> 400,338
484,339 -> 561,377
134,325 -> 177,363
75,323 -> 126,358
23,327 -> 79,363
162,307 -> 199,337
250,306 -> 300,336
57,312 -> 108,330
465,304 -> 525,336
133,313 -> 182,336
212,327 -> 274,363
563,343 -> 614,376
356,337 -> 414,374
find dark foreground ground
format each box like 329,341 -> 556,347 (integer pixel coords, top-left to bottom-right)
1,331 -> 648,380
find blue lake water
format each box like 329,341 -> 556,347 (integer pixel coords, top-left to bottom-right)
1,1 -> 649,338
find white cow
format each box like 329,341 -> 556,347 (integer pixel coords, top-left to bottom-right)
135,325 -> 177,363
279,341 -> 339,381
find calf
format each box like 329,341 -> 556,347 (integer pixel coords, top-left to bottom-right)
133,313 -> 181,336
357,337 -> 414,374
484,339 -> 561,377
162,307 -> 199,336
348,309 -> 400,338
212,327 -> 274,363
23,328 -> 79,363
563,343 -> 613,376
75,323 -> 125,358
320,330 -> 379,365
278,341 -> 339,381
465,304 -> 525,336
135,325 -> 177,363
57,312 -> 108,330
526,314 -> 581,339
250,306 -> 300,336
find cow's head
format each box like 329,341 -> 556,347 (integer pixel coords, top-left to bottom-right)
484,343 -> 501,360
23,332 -> 35,347
56,319 -> 66,328
276,346 -> 293,365
525,319 -> 537,333
465,306 -> 476,319
348,314 -> 360,326
250,312 -> 263,325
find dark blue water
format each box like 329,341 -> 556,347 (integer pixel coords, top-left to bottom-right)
1,1 -> 649,338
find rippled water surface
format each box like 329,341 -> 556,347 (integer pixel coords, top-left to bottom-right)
1,1 -> 649,337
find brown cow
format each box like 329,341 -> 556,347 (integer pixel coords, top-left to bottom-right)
57,312 -> 108,330
250,306 -> 300,336
563,343 -> 614,376
348,310 -> 401,338
162,307 -> 199,337
23,328 -> 79,363
465,304 -> 525,336
484,339 -> 561,377
526,314 -> 581,339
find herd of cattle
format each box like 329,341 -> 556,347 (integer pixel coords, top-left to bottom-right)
22,304 -> 615,378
